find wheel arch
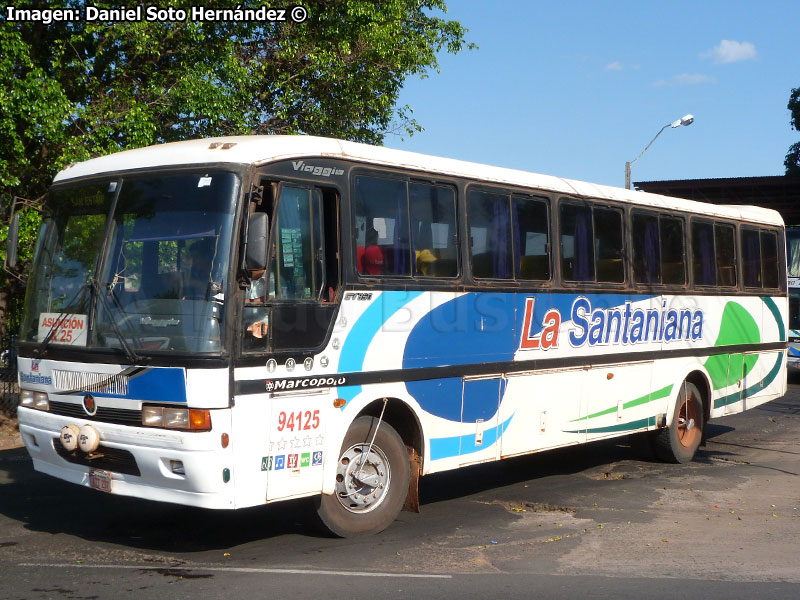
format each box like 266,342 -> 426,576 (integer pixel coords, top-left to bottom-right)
663,365 -> 712,428
684,369 -> 711,434
356,397 -> 424,458
356,397 -> 424,512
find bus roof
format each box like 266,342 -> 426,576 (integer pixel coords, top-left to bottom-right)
53,135 -> 784,227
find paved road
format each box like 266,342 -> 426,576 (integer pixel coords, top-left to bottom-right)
2,382 -> 800,599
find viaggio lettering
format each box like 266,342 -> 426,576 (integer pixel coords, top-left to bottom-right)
291,161 -> 344,177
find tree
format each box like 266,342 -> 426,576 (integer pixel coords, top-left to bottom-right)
0,0 -> 472,345
787,88 -> 800,176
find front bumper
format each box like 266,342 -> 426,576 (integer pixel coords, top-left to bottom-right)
17,406 -> 236,509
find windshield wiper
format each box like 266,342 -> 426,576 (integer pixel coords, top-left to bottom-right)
90,278 -> 141,365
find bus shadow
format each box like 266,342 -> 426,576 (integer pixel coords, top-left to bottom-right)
0,447 -> 330,553
420,424 -> 737,506
0,422 -> 741,552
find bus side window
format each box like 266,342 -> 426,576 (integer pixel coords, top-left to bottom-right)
632,211 -> 660,284
742,227 -> 762,288
468,190 -> 512,280
660,216 -> 686,285
715,223 -> 737,287
560,202 -> 594,282
410,183 -> 458,278
761,230 -> 780,289
513,196 -> 550,281
691,221 -> 716,286
354,175 -> 410,277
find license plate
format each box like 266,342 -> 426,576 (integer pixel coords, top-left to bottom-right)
89,469 -> 113,493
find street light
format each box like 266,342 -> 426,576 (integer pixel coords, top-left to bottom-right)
625,114 -> 694,189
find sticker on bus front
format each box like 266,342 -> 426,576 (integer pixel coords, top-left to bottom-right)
38,313 -> 88,346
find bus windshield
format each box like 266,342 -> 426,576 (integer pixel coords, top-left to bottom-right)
19,171 -> 239,355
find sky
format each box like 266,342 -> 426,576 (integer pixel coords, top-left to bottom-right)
387,0 -> 800,188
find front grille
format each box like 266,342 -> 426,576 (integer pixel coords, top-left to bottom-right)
48,400 -> 142,426
53,439 -> 141,476
52,370 -> 129,395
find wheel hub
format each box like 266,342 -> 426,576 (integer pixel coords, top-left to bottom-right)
677,393 -> 700,448
334,443 -> 391,513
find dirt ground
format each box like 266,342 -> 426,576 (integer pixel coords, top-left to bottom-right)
0,414 -> 21,451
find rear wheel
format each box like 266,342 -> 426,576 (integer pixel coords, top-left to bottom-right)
316,416 -> 410,537
654,381 -> 704,463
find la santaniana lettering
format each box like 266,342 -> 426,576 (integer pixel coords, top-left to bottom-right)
519,296 -> 704,351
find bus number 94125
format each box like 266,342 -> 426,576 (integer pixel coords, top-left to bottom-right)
277,410 -> 320,432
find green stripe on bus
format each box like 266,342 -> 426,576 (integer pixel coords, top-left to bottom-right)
763,296 -> 785,342
713,351 -> 783,409
703,302 -> 761,390
570,384 -> 673,423
564,416 -> 656,435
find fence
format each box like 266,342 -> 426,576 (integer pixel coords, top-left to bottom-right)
1,368 -> 18,419
1,342 -> 18,418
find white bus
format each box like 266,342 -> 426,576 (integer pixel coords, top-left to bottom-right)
786,226 -> 800,372
9,136 -> 787,536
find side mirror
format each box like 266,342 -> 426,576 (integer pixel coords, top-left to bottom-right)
245,212 -> 268,272
5,212 -> 20,269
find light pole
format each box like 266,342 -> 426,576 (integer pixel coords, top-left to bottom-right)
625,114 -> 694,189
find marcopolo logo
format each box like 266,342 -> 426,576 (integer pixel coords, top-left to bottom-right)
291,160 -> 344,178
266,376 -> 347,392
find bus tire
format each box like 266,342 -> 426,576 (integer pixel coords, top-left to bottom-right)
316,416 -> 410,537
653,381 -> 704,464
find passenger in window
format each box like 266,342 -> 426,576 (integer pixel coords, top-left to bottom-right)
245,269 -> 270,339
415,248 -> 437,276
246,319 -> 269,339
247,269 -> 268,303
358,227 -> 383,275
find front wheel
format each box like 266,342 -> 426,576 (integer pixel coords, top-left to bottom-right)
316,416 -> 410,537
653,381 -> 704,464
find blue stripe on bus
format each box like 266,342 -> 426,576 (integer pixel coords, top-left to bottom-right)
429,414 -> 514,461
80,367 -> 187,403
337,291 -> 424,406
403,292 -> 652,422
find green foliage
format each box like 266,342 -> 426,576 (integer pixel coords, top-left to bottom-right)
0,0 -> 471,344
786,88 -> 800,176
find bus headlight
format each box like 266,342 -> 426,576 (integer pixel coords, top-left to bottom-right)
20,390 -> 49,411
142,406 -> 165,427
164,408 -> 189,429
141,405 -> 211,431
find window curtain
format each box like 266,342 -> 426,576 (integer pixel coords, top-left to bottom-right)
743,230 -> 761,286
644,217 -> 659,283
513,199 -> 522,277
697,226 -> 714,285
491,198 -> 511,279
574,209 -> 592,281
392,184 -> 409,276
